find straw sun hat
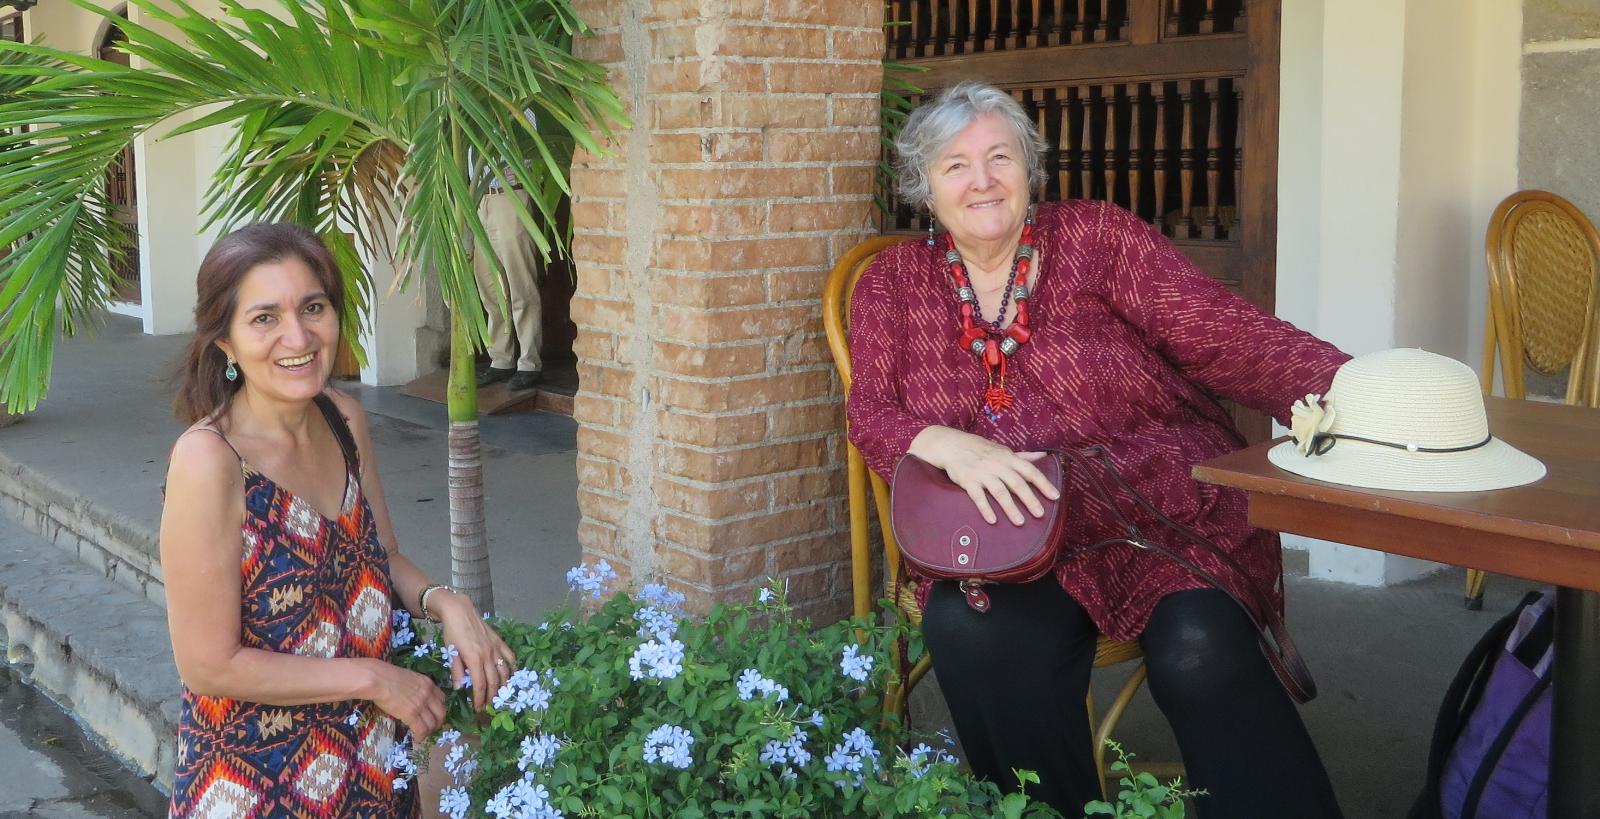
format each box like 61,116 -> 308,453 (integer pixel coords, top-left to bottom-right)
1266,348 -> 1546,492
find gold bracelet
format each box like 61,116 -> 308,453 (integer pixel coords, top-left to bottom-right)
418,583 -> 455,623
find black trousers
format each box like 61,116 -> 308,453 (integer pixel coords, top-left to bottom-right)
922,579 -> 1343,818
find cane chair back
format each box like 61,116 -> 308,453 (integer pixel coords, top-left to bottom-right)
1467,190 -> 1600,607
823,236 -> 1166,796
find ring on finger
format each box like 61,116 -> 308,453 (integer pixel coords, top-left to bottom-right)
494,658 -> 507,667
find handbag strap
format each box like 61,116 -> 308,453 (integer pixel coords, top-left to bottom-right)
1065,446 -> 1318,704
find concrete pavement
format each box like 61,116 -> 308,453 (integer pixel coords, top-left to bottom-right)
0,666 -> 163,818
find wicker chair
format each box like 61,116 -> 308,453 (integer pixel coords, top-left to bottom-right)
1467,190 -> 1600,609
823,236 -> 1167,796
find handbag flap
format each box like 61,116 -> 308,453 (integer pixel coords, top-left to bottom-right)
889,453 -> 1064,577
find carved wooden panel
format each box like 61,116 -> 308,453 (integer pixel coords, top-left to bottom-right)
884,0 -> 1280,440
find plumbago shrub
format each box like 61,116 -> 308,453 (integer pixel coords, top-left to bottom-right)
389,562 -> 1058,818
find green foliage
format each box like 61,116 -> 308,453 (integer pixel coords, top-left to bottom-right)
394,572 -> 1062,818
1081,741 -> 1204,819
877,5 -> 926,218
0,0 -> 625,411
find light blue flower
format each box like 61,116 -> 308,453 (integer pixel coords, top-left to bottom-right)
735,668 -> 789,702
384,732 -> 416,790
344,707 -> 361,727
842,726 -> 878,757
486,778 -> 562,819
628,638 -> 685,681
642,723 -> 694,770
389,626 -> 415,649
759,726 -> 811,773
493,669 -> 556,715
788,732 -> 812,763
437,728 -> 462,747
439,785 -> 471,819
904,742 -> 941,779
756,577 -> 788,606
386,735 -> 418,791
519,733 -> 564,771
635,606 -> 679,641
411,641 -> 435,658
809,709 -> 826,728
565,561 -> 619,600
839,644 -> 875,682
443,743 -> 467,775
637,582 -> 686,612
823,746 -> 854,773
391,609 -> 411,629
440,644 -> 461,665
824,727 -> 881,788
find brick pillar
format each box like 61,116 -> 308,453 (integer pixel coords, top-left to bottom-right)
568,0 -> 884,619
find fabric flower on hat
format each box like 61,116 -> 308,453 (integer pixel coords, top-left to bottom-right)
1289,393 -> 1336,456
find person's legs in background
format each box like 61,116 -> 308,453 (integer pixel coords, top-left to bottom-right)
921,578 -> 1101,815
496,191 -> 543,390
473,192 -> 519,387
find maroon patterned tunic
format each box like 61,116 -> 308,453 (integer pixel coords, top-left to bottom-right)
846,200 -> 1350,640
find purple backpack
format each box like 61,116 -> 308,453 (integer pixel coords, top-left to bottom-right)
1412,591 -> 1552,819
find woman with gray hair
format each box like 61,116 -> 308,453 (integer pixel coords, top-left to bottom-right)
846,81 -> 1347,817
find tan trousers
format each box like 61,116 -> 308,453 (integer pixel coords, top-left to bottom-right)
472,190 -> 543,371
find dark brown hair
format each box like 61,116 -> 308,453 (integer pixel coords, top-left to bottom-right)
172,223 -> 345,424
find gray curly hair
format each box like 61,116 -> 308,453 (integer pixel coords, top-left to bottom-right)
893,81 -> 1050,212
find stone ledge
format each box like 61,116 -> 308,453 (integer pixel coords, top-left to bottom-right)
0,449 -> 164,605
0,513 -> 178,793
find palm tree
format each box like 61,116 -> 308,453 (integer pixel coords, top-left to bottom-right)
0,0 -> 624,612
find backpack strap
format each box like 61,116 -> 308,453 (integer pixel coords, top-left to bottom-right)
1459,594 -> 1555,819
1407,591 -> 1544,819
313,393 -> 361,477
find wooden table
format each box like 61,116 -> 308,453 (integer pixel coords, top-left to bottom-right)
1193,396 -> 1600,818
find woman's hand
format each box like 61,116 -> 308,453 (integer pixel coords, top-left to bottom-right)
908,426 -> 1060,526
365,660 -> 448,740
432,591 -> 518,711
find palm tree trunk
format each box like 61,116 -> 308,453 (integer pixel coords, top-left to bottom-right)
446,307 -> 494,613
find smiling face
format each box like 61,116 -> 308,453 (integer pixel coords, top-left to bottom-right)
927,112 -> 1032,253
214,256 -> 339,405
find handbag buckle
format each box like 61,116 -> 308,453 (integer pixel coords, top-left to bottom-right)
959,579 -> 992,613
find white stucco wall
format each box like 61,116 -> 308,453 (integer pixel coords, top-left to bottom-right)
1468,1 -> 1522,397
1276,0 -> 1522,585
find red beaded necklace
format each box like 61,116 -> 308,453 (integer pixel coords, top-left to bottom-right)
943,217 -> 1037,418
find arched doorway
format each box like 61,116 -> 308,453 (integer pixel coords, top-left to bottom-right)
99,12 -> 140,304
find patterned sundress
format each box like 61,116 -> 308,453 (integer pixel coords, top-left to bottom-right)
169,395 -> 417,818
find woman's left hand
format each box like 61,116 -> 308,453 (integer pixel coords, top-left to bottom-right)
432,591 -> 518,711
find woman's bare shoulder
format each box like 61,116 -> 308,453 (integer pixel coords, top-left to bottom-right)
166,423 -> 244,507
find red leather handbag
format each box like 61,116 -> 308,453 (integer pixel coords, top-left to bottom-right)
888,452 -> 1068,613
889,446 -> 1318,703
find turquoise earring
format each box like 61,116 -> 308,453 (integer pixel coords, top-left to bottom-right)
225,358 -> 238,382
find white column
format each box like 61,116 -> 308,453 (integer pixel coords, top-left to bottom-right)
357,252 -> 430,386
1274,0 -> 1518,585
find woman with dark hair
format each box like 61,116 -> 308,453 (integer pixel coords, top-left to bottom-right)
847,81 -> 1347,817
160,223 -> 512,816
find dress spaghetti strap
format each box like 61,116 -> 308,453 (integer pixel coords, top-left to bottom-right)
179,425 -> 244,464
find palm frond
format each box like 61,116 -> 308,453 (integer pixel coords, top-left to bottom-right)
0,0 -> 624,409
